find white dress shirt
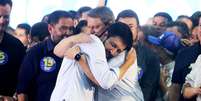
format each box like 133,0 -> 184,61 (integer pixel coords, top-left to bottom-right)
50,35 -> 119,101
185,55 -> 201,101
96,51 -> 144,101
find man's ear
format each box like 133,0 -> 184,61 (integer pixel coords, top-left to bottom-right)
198,33 -> 201,45
48,24 -> 53,34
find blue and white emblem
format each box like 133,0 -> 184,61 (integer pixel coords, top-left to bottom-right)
40,57 -> 56,72
137,67 -> 144,80
0,50 -> 8,65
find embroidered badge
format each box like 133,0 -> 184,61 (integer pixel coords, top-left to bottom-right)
0,50 -> 8,65
40,57 -> 56,72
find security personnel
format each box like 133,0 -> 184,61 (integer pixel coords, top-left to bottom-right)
17,10 -> 74,101
0,0 -> 26,97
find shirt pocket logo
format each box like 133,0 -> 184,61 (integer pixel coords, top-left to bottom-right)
40,56 -> 56,72
0,50 -> 8,65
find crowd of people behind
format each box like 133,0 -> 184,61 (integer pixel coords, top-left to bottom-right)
0,0 -> 201,101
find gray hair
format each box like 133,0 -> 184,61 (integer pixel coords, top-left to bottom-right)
87,6 -> 115,26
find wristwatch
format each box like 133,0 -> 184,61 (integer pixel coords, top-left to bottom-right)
74,52 -> 83,61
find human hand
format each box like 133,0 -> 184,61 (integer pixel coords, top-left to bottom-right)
125,47 -> 136,66
119,48 -> 136,80
191,87 -> 201,96
0,96 -> 15,101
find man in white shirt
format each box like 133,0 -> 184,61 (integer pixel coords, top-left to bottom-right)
51,22 -> 137,101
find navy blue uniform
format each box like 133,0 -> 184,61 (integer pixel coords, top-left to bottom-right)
17,38 -> 62,101
0,33 -> 26,96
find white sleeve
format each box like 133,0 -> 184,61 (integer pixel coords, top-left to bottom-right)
185,55 -> 201,87
89,57 -> 120,89
185,65 -> 197,87
79,35 -> 119,89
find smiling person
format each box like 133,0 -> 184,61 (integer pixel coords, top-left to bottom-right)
0,0 -> 26,100
16,10 -> 74,101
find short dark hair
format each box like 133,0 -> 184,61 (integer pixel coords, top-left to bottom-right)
17,23 -> 31,35
116,9 -> 140,26
177,15 -> 191,20
191,11 -> 201,28
166,21 -> 190,38
0,0 -> 12,7
107,22 -> 133,51
47,10 -> 73,25
176,15 -> 193,30
30,22 -> 50,41
74,20 -> 87,34
41,14 -> 50,22
154,12 -> 173,24
87,6 -> 114,26
141,25 -> 164,37
69,10 -> 78,19
77,6 -> 92,18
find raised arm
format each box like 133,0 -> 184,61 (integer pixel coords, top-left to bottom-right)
64,46 -> 136,87
54,33 -> 91,57
183,83 -> 201,99
63,45 -> 100,85
78,55 -> 100,85
79,48 -> 136,85
118,47 -> 136,79
78,47 -> 136,88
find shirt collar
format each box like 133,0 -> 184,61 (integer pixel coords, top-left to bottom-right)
46,37 -> 56,52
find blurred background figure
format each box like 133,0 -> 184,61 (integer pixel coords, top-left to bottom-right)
176,15 -> 193,33
190,11 -> 201,45
27,22 -> 50,49
152,12 -> 173,28
14,23 -> 31,48
77,6 -> 92,21
74,20 -> 89,34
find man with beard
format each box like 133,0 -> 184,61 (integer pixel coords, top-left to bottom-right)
16,10 -> 74,101
0,0 -> 26,99
116,9 -> 161,101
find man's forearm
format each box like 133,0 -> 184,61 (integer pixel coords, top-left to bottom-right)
119,49 -> 136,79
78,56 -> 99,85
54,37 -> 75,58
